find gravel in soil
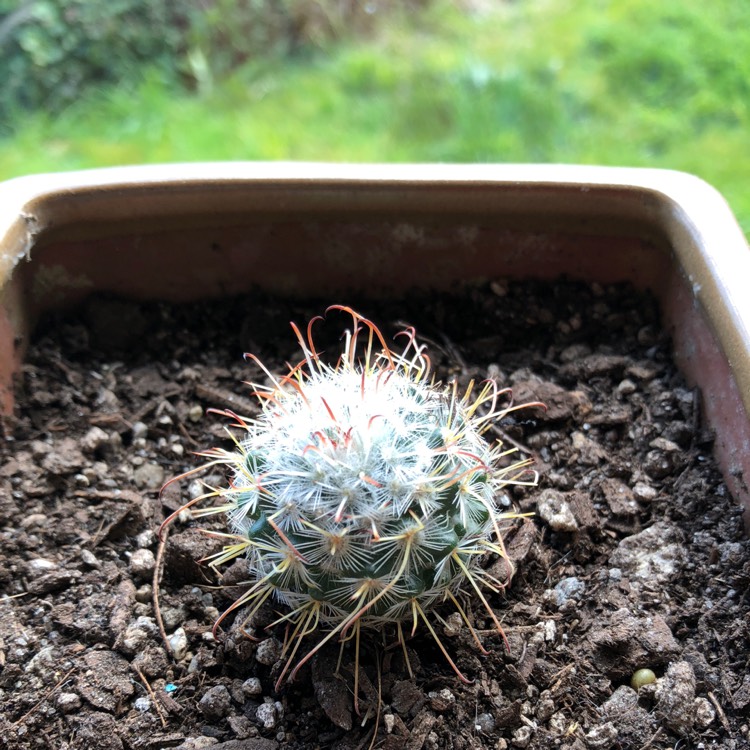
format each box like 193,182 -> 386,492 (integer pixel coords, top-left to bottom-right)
1,281 -> 749,750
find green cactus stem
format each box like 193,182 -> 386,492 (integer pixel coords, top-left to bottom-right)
162,306 -> 541,692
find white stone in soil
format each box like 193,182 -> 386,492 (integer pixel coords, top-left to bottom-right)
169,627 -> 189,660
609,522 -> 686,583
693,696 -> 716,728
242,677 -> 263,696
134,462 -> 164,490
255,638 -> 282,665
585,722 -> 618,749
553,576 -> 586,606
131,421 -> 149,440
632,481 -> 657,502
56,692 -> 82,713
81,426 -> 109,453
537,489 -> 578,532
129,548 -> 156,579
27,558 -> 58,574
511,725 -> 533,748
256,702 -> 277,730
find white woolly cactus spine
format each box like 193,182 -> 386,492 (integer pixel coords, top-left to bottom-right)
165,306 -> 540,690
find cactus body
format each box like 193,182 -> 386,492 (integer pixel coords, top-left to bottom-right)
177,307 -> 538,684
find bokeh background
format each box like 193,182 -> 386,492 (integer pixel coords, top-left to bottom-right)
1,0 -> 748,234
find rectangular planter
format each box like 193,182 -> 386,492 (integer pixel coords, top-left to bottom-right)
1,163 -> 749,526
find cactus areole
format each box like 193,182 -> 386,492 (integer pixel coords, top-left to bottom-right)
164,306 -> 541,686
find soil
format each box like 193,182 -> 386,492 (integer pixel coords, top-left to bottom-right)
1,280 -> 749,750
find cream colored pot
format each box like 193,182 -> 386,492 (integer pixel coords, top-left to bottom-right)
1,164 -> 748,524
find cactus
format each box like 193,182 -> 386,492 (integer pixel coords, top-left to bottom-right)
165,306 -> 540,688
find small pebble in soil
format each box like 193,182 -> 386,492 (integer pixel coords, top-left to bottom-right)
542,618 -> 557,643
243,677 -> 263,696
643,449 -> 677,479
585,722 -> 618,749
133,462 -> 165,490
537,489 -> 578,532
257,701 -> 278,730
135,529 -> 156,548
169,627 -> 189,660
632,481 -> 657,502
56,692 -> 82,714
132,421 -> 149,440
161,606 -> 186,630
80,549 -> 101,568
228,715 -> 255,738
188,479 -> 204,499
129,548 -> 156,579
693,697 -> 716,728
548,711 -> 568,736
442,611 -> 463,637
198,684 -> 232,720
81,427 -> 109,454
475,712 -> 496,734
616,378 -> 637,396
134,696 -> 151,712
255,638 -> 282,666
553,576 -> 586,606
601,685 -> 637,718
383,713 -> 396,734
118,616 -> 158,655
74,472 -> 90,487
609,522 -> 686,583
135,584 -> 152,603
535,692 -> 555,722
511,725 -> 533,748
118,625 -> 149,655
27,558 -> 57,574
174,737 -> 220,749
19,512 -> 48,529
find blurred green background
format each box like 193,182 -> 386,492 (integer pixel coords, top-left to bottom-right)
1,0 -> 748,234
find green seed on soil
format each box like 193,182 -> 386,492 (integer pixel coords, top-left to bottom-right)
631,668 -> 657,690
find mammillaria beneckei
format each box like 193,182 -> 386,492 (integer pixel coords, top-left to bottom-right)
163,306 -> 541,688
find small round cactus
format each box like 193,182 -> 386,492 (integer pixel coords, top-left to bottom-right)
166,306 -> 539,686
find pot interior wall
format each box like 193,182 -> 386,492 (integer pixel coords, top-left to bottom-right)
23,217 -> 672,305
5,215 -> 672,416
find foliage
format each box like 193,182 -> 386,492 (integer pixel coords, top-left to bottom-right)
183,0 -> 427,93
0,0 -> 182,119
164,308 -> 539,686
0,0 -> 749,234
0,0 -> 427,117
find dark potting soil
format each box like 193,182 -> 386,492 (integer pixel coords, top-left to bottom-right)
1,281 -> 749,750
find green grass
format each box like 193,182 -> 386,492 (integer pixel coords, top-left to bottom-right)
1,0 -> 749,233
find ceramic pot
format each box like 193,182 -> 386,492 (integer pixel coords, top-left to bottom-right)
1,163 -> 748,524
